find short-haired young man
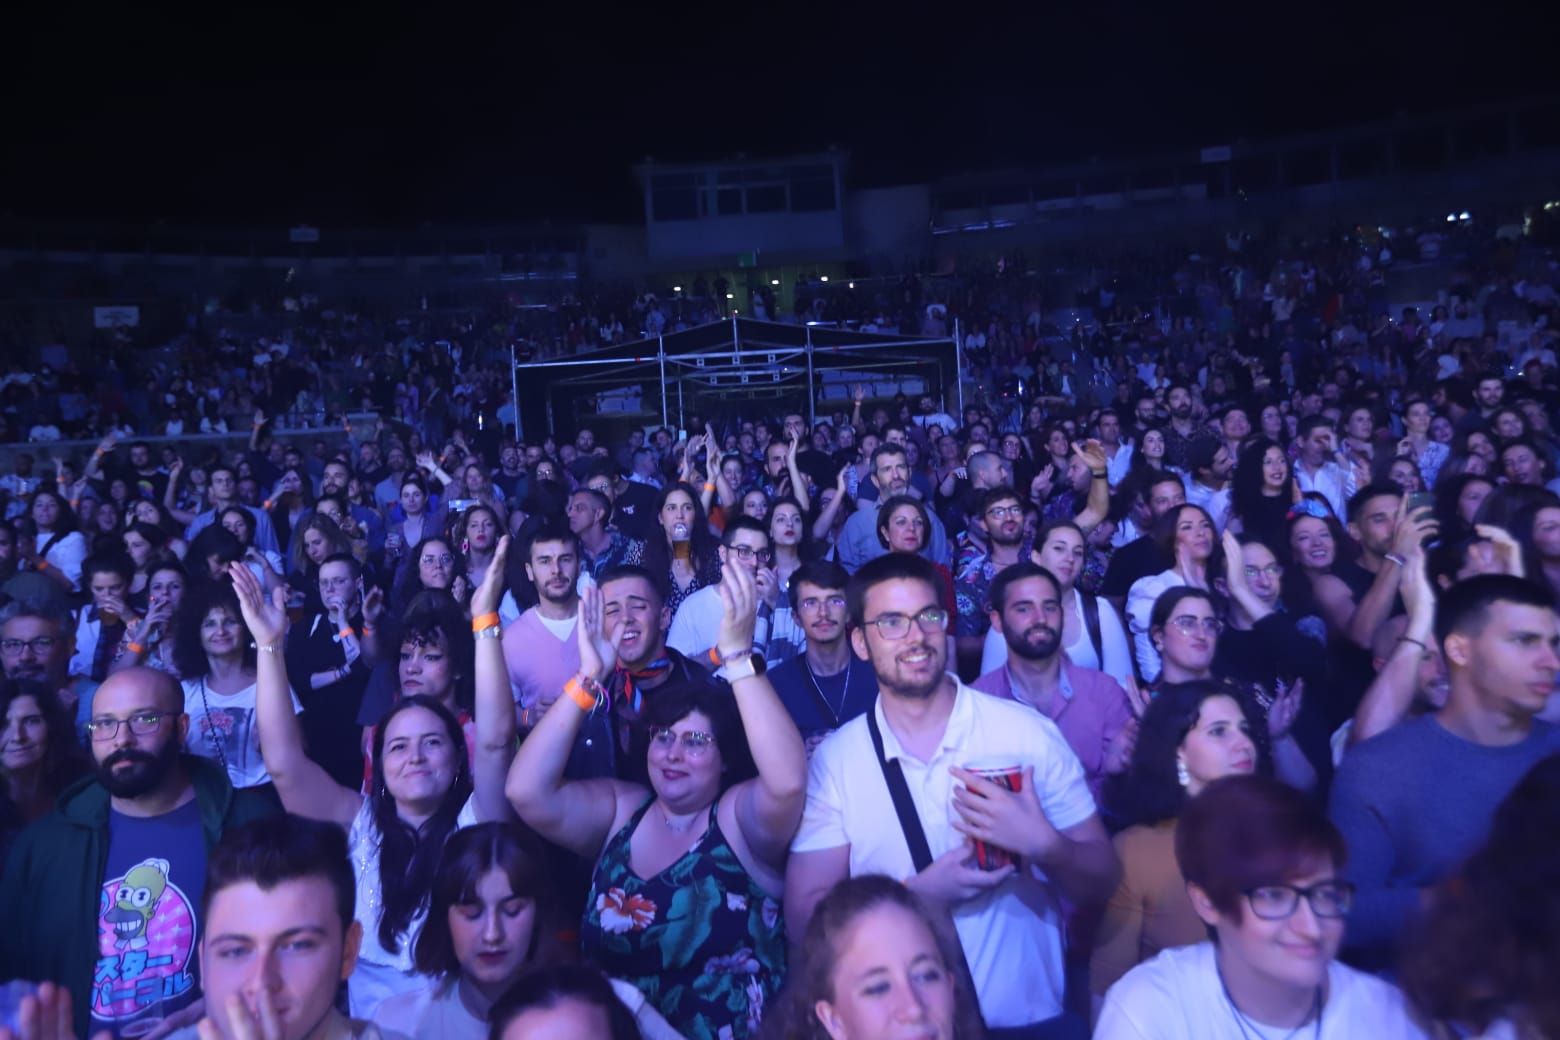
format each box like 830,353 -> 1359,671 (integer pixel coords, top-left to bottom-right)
166,814 -> 382,1040
766,559 -> 879,753
667,517 -> 800,668
503,522 -> 583,723
786,553 -> 1117,1035
1330,574 -> 1560,965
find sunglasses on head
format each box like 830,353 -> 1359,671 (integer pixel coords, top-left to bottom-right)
1286,499 -> 1332,522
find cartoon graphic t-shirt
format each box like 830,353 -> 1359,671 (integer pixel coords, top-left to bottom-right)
90,800 -> 205,1039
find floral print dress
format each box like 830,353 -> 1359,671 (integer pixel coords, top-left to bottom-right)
580,796 -> 785,1040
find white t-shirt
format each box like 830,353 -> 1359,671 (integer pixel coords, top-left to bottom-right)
792,679 -> 1096,1028
1095,942 -> 1429,1039
182,677 -> 302,789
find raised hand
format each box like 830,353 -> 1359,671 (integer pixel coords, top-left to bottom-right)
715,560 -> 759,660
576,580 -> 619,680
227,562 -> 288,648
1475,523 -> 1525,578
1267,678 -> 1303,740
362,585 -> 386,626
472,535 -> 510,616
1029,463 -> 1055,503
1071,437 -> 1107,474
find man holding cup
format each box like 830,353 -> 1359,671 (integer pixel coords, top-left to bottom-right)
785,553 -> 1118,1038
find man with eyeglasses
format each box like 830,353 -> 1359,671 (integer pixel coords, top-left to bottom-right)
767,560 -> 879,755
954,487 -> 1034,680
667,517 -> 798,668
1,595 -> 95,736
787,553 -> 1117,1038
0,666 -> 276,1037
282,553 -> 374,788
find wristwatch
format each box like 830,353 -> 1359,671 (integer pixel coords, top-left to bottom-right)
720,652 -> 768,684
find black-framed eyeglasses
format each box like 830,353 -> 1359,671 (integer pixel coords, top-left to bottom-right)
1244,881 -> 1355,920
984,504 -> 1023,519
86,712 -> 171,741
1243,564 -> 1283,579
727,545 -> 772,563
864,607 -> 949,640
0,637 -> 57,656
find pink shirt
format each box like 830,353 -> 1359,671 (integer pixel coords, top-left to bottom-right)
502,608 -> 583,712
972,660 -> 1132,800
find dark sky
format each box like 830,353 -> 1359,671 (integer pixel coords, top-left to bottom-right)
6,4 -> 1555,229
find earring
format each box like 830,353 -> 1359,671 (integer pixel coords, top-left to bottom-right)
1176,757 -> 1191,788
462,539 -> 469,554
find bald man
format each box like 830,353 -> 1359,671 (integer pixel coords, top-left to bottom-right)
0,667 -> 277,1034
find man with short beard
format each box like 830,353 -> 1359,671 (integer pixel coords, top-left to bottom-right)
973,562 -> 1136,799
0,667 -> 276,1035
785,553 -> 1118,1035
503,522 -> 584,724
2,596 -> 94,731
1161,382 -> 1219,472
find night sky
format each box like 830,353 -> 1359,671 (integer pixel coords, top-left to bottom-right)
6,4 -> 1555,228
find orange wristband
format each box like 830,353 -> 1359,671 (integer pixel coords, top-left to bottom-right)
471,612 -> 500,633
126,642 -> 145,655
564,677 -> 596,712
338,628 -> 355,640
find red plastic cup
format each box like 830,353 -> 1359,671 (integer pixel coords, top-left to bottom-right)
963,757 -> 1023,871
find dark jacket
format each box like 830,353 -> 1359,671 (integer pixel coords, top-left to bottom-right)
0,756 -> 278,1035
563,647 -> 718,786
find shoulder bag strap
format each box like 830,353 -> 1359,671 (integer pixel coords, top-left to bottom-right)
1081,590 -> 1106,669
866,708 -> 935,873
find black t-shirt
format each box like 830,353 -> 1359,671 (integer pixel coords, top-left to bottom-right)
1100,536 -> 1172,600
284,613 -> 368,789
611,481 -> 660,542
768,653 -> 879,748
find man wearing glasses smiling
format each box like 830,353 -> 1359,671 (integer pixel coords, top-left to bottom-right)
788,552 -> 1118,1037
667,516 -> 800,669
0,666 -> 276,1036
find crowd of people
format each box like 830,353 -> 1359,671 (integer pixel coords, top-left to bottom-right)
0,216 -> 1559,1040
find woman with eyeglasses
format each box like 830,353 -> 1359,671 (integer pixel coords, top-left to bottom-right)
239,537 -> 519,1016
393,535 -> 470,615
1092,678 -> 1272,999
1126,504 -> 1221,681
506,562 -> 805,1039
1097,774 -> 1427,1039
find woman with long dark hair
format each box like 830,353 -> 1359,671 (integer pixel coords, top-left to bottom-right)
109,560 -> 188,677
0,680 -> 90,858
1126,504 -> 1221,680
1092,679 -> 1271,998
633,482 -> 722,617
238,538 -> 519,1017
20,488 -> 86,593
1228,437 -> 1297,546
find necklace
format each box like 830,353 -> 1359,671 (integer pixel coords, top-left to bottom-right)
1216,956 -> 1323,1040
804,655 -> 853,726
658,803 -> 703,833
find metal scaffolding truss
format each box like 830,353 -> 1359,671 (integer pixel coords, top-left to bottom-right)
510,316 -> 961,434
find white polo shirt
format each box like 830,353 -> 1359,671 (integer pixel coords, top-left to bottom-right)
792,677 -> 1096,1028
